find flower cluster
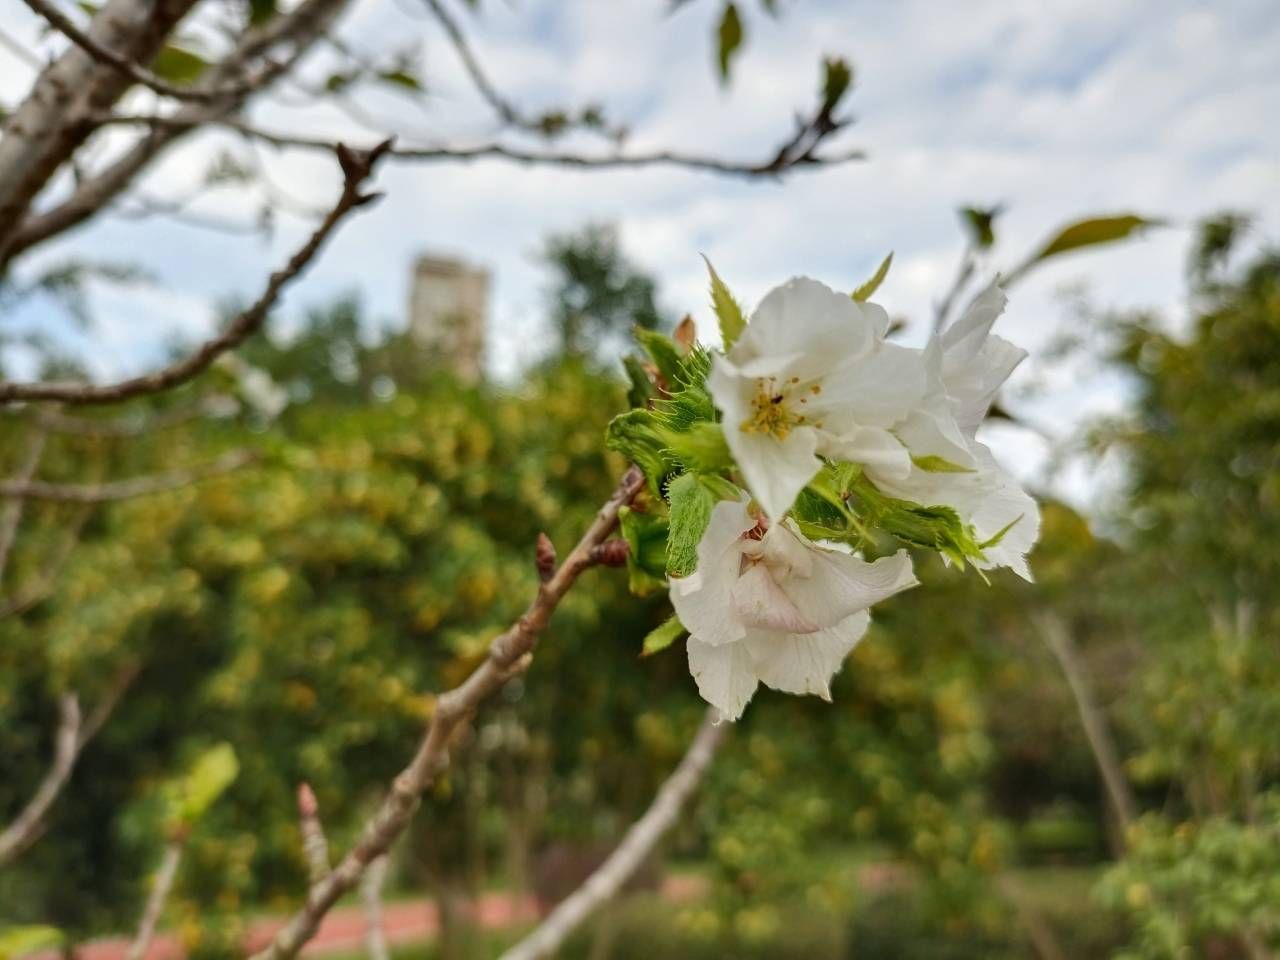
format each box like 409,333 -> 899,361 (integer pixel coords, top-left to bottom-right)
608,262 -> 1038,720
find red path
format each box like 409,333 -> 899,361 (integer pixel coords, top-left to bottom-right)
37,877 -> 702,960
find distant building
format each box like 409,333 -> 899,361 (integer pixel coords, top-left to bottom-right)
407,255 -> 488,384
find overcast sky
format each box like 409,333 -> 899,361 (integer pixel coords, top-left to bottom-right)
2,0 -> 1277,507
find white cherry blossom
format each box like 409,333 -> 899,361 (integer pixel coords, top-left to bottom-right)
670,496 -> 917,720
707,277 -> 927,521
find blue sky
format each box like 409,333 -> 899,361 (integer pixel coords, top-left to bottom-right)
1,0 -> 1278,507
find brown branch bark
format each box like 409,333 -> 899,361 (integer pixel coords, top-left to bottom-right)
0,664 -> 137,865
247,466 -> 645,960
1033,611 -> 1138,833
296,783 -> 331,886
11,395 -> 235,438
3,0 -> 354,264
22,0 -> 282,104
0,139 -> 390,405
93,115 -> 866,179
0,449 -> 256,502
499,708 -> 724,960
125,838 -> 184,960
361,855 -> 391,960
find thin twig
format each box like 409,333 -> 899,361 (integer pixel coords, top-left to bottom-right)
0,448 -> 256,502
125,838 -> 184,960
500,708 -> 724,960
248,466 -> 646,960
94,115 -> 866,179
0,504 -> 91,619
0,664 -> 137,865
22,0 -> 284,104
421,0 -> 624,141
0,140 -> 391,405
1033,611 -> 1138,833
8,395 -> 235,437
297,783 -> 331,885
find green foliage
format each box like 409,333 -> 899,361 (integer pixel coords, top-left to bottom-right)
852,252 -> 893,303
149,45 -> 210,86
958,206 -> 1001,250
703,257 -> 745,349
0,926 -> 63,960
1020,214 -> 1161,276
165,743 -> 239,829
665,474 -> 717,577
716,3 -> 744,83
641,615 -> 686,658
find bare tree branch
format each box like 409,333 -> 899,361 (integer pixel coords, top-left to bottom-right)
96,114 -> 866,178
0,664 -> 137,866
0,449 -> 256,502
361,855 -> 391,960
248,466 -> 646,960
9,395 -> 236,438
0,0 -> 201,247
500,708 -> 725,960
933,243 -> 976,336
296,783 -> 331,885
125,838 -> 184,960
0,426 -> 48,586
3,0 -> 353,263
1033,611 -> 1138,833
0,140 -> 390,405
21,0 -> 284,104
421,0 -> 623,141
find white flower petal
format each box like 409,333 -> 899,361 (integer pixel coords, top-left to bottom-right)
670,498 -> 755,647
940,283 -> 1027,434
745,611 -> 871,700
824,425 -> 912,482
732,561 -> 820,633
942,282 -> 1008,362
815,341 -> 929,430
733,277 -> 875,382
687,637 -> 760,722
725,424 -> 821,522
779,543 -> 918,629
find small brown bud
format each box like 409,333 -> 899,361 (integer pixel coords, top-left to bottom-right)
591,539 -> 630,567
535,532 -> 557,582
297,782 -> 318,819
673,314 -> 697,352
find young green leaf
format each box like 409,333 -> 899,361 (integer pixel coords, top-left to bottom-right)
1032,214 -> 1160,263
623,355 -> 657,409
662,422 -> 733,474
716,2 -> 744,84
642,615 -> 687,657
959,206 -> 1001,250
634,328 -> 684,387
149,45 -> 210,86
702,256 -> 746,349
173,742 -> 238,825
619,507 -> 670,596
606,410 -> 677,493
666,473 -> 717,577
852,252 -> 893,302
910,454 -> 976,474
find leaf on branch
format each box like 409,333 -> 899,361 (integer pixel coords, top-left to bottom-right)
149,45 -> 210,86
716,2 -> 744,84
642,615 -> 687,657
666,473 -> 717,577
634,328 -> 684,388
821,56 -> 853,113
1029,214 -> 1162,266
663,422 -> 733,475
703,256 -> 745,349
959,205 -> 1001,250
169,742 -> 239,827
852,251 -> 893,302
619,507 -> 670,596
377,69 -> 424,92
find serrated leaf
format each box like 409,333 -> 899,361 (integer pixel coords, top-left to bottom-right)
642,615 -> 686,657
910,454 -> 976,474
606,410 -> 677,494
1032,214 -> 1160,264
619,508 -> 669,596
666,473 -> 716,576
634,328 -> 683,387
702,256 -> 745,349
662,421 -> 733,474
852,252 -> 893,302
623,355 -> 657,409
149,45 -> 209,86
0,926 -> 64,960
716,2 -> 744,84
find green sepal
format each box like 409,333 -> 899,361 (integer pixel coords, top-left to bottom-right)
661,422 -> 733,475
910,454 -> 976,474
666,473 -> 717,577
619,507 -> 669,596
852,252 -> 893,302
606,410 -> 677,494
634,328 -> 685,387
623,355 -> 657,409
